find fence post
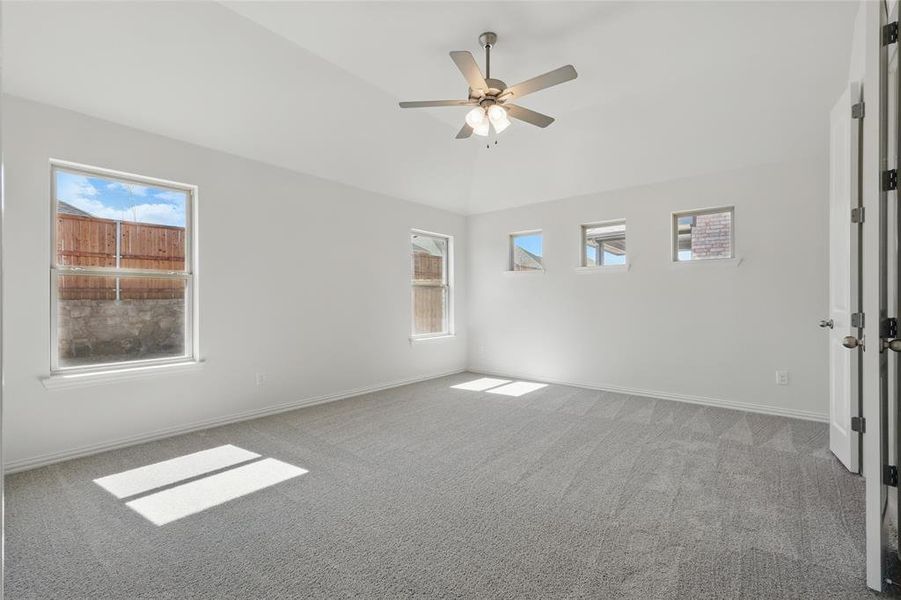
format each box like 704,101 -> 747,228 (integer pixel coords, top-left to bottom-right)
115,220 -> 121,302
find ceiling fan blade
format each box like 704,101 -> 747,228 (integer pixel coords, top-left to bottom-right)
449,51 -> 488,91
504,104 -> 555,128
399,99 -> 476,108
501,65 -> 578,100
456,123 -> 474,139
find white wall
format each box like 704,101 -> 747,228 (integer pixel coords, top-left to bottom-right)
2,96 -> 467,469
848,1 -> 867,82
0,95 -> 838,468
467,157 -> 829,420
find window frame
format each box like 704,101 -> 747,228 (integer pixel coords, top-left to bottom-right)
580,220 -> 627,268
671,206 -> 735,263
509,230 -> 544,272
49,160 -> 199,374
410,229 -> 454,340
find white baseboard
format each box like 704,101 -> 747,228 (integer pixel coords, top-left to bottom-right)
7,366 -> 826,473
5,368 -> 466,474
469,367 -> 829,423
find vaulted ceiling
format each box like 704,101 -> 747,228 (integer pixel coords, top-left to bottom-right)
3,1 -> 858,214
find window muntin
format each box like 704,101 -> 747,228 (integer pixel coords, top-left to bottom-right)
51,163 -> 195,372
411,231 -> 451,337
673,207 -> 734,262
582,221 -> 626,267
510,232 -> 544,271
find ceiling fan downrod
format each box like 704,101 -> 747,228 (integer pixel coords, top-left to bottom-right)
479,32 -> 497,80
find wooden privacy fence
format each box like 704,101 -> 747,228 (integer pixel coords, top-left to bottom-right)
412,253 -> 443,281
412,284 -> 446,334
57,214 -> 186,300
412,251 -> 446,334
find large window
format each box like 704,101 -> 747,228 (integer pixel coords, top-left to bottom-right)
51,163 -> 196,372
510,231 -> 544,271
411,231 -> 452,338
673,207 -> 734,262
582,221 -> 626,267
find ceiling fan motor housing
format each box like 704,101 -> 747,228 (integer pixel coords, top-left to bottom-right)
470,78 -> 508,105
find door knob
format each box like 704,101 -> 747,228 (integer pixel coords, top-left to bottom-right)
819,319 -> 834,329
843,335 -> 863,349
883,339 -> 901,352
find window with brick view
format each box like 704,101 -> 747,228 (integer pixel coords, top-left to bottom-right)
673,208 -> 733,262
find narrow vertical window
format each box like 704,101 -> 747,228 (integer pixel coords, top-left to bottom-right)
510,231 -> 544,271
411,231 -> 452,338
582,221 -> 626,267
51,163 -> 196,371
673,207 -> 734,261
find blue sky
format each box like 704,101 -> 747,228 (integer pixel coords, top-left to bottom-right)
514,233 -> 542,256
56,169 -> 186,227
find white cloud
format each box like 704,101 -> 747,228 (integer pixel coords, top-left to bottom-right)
154,190 -> 186,203
57,175 -> 99,203
107,181 -> 149,196
57,173 -> 184,226
66,196 -> 184,227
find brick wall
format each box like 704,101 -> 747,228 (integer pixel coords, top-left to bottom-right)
691,211 -> 732,259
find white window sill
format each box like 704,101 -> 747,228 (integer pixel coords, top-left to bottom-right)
503,269 -> 545,276
42,359 -> 205,390
410,334 -> 456,343
670,257 -> 743,268
574,264 -> 630,274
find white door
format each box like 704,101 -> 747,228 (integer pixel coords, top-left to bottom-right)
828,81 -> 862,473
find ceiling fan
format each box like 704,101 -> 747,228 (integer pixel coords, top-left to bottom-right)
399,32 -> 578,140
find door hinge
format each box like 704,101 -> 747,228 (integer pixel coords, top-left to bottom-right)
885,465 -> 898,487
851,207 -> 865,223
882,317 -> 898,339
852,102 -> 865,119
883,169 -> 897,191
851,416 -> 866,433
851,312 -> 865,328
885,21 -> 899,46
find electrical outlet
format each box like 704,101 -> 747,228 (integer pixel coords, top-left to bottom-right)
255,372 -> 266,386
776,370 -> 789,385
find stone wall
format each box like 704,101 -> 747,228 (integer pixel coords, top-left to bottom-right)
691,211 -> 732,259
58,299 -> 184,366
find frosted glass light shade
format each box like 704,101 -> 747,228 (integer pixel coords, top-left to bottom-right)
465,107 -> 486,128
492,115 -> 511,134
487,105 -> 507,123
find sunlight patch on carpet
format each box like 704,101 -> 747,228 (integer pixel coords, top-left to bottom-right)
451,377 -> 512,391
486,381 -> 548,397
125,458 -> 307,526
94,444 -> 260,499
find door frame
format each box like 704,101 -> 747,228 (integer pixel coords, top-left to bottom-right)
863,0 -> 894,591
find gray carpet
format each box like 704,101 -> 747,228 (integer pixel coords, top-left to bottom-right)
4,372 -> 882,598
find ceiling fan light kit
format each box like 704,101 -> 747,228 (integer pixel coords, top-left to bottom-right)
465,107 -> 486,128
399,32 -> 578,142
